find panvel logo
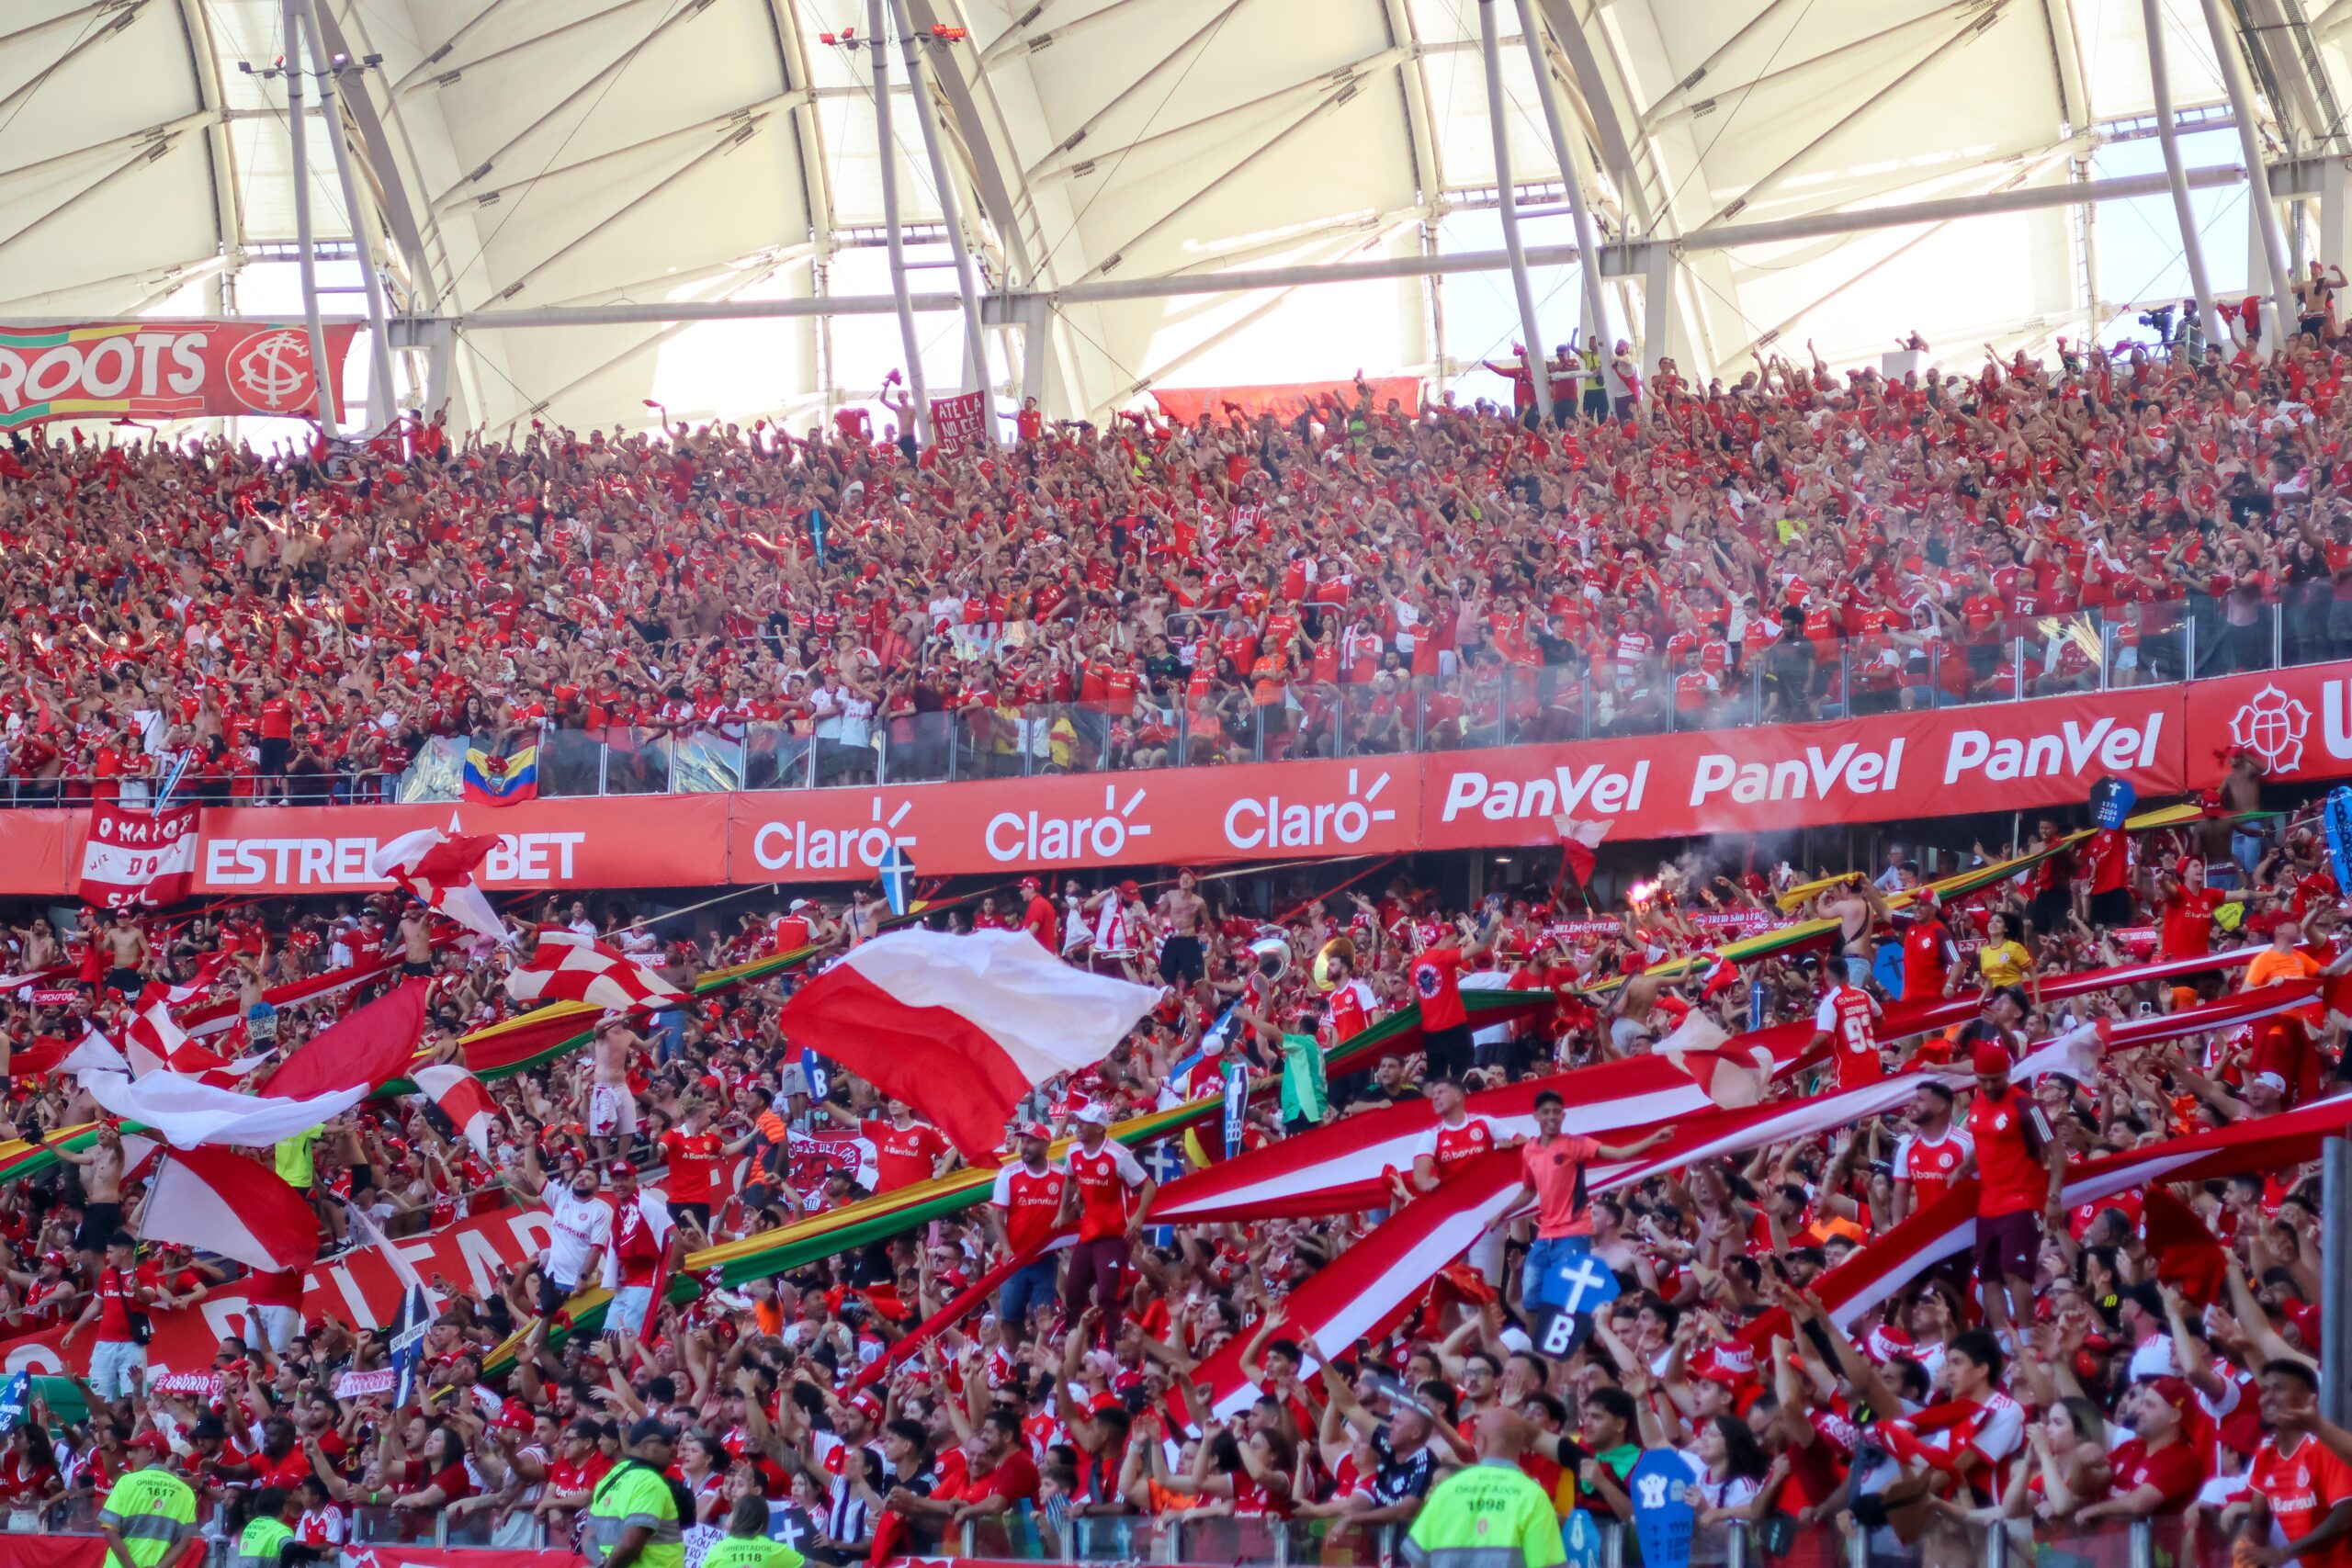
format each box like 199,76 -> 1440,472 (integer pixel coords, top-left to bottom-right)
1224,767 -> 1397,851
205,833 -> 584,886
1942,714 -> 2162,785
751,796 -> 916,872
1437,761 -> 1650,823
1690,740 -> 1905,807
987,784 -> 1152,863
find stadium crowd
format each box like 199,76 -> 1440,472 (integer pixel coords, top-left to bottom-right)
0,319 -> 2346,1568
0,779 -> 2346,1567
1,318 -> 2348,802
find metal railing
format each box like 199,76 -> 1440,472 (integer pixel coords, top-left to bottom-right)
0,592 -> 2330,807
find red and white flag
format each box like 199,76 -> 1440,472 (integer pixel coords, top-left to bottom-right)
87,980 -> 429,1149
1552,815 -> 1610,886
413,1063 -> 499,1158
777,929 -> 1159,1157
77,802 -> 200,910
135,1146 -> 320,1272
369,823 -> 507,947
505,931 -> 684,1012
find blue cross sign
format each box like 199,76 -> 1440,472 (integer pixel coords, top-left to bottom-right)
1540,1241 -> 1622,1314
878,843 -> 916,918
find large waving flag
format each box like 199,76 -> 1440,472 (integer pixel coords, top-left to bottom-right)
369,823 -> 507,947
85,980 -> 429,1149
778,930 -> 1160,1157
462,742 -> 538,807
1151,949 -> 2262,1225
506,930 -> 684,1012
135,1147 -> 320,1272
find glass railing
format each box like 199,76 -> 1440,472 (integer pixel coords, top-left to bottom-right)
0,1497 -> 2219,1568
0,594 -> 2329,807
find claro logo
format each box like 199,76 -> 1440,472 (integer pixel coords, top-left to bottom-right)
1225,768 -> 1397,851
751,797 -> 916,872
987,784 -> 1152,863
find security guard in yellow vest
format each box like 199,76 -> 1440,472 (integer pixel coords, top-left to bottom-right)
97,1435 -> 198,1568
1403,1412 -> 1569,1568
228,1486 -> 319,1568
585,1419 -> 686,1568
701,1495 -> 806,1568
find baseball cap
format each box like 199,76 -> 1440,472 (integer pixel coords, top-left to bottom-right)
848,1393 -> 885,1423
1075,1102 -> 1114,1127
2252,1070 -> 2288,1092
627,1417 -> 678,1447
609,1159 -> 638,1179
790,898 -> 813,913
2143,1375 -> 2194,1415
1972,1042 -> 2012,1077
1019,876 -> 1041,893
129,1432 -> 170,1456
1118,880 -> 1141,897
1019,1122 -> 1052,1142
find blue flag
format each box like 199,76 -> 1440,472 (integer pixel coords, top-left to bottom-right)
1629,1450 -> 1698,1568
389,1281 -> 432,1407
2089,774 -> 2136,830
0,1373 -> 27,1436
2326,786 -> 2352,893
878,843 -> 916,919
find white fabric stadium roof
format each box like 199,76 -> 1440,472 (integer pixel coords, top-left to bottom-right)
0,0 -> 2341,431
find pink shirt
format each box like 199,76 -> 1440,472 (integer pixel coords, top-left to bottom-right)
1519,1134 -> 1604,1238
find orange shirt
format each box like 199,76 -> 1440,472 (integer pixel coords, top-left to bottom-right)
2245,945 -> 2324,1023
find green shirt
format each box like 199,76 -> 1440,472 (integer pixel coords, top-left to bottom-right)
98,1468 -> 198,1568
274,1128 -> 322,1189
701,1537 -> 804,1568
1279,1032 -> 1329,1125
585,1460 -> 684,1568
1405,1460 -> 1570,1568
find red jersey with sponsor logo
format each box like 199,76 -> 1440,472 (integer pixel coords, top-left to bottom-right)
1066,1139 -> 1148,1241
1894,1128 -> 1973,1211
659,1129 -> 724,1205
990,1161 -> 1068,1254
861,1117 -> 951,1192
1411,1114 -> 1498,1179
1328,978 -> 1375,1042
2107,1437 -> 2204,1512
2250,1434 -> 2352,1568
2160,886 -> 2224,959
1965,1085 -> 2054,1217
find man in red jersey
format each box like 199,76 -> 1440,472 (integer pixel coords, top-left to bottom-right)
1811,975 -> 1886,1089
2240,1360 -> 2352,1567
821,1097 -> 955,1192
2080,1378 -> 2206,1521
1054,1104 -> 1153,1345
1957,1038 -> 2063,1335
988,1122 -> 1066,1344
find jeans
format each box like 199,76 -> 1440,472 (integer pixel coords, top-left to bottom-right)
999,1258 -> 1059,1335
1520,1235 -> 1604,1313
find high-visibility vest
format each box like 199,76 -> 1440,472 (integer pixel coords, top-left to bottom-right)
701,1536 -> 804,1568
96,1468 -> 198,1568
233,1514 -> 295,1568
584,1460 -> 684,1568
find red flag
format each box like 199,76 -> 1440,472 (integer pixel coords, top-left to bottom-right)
261,979 -> 430,1100
2142,1187 -> 2228,1306
1553,815 -> 1610,886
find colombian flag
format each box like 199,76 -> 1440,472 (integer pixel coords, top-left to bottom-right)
462,743 -> 538,807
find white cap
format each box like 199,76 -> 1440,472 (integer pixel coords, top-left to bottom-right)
2253,1070 -> 2288,1092
1076,1102 -> 1114,1127
789,898 -> 813,913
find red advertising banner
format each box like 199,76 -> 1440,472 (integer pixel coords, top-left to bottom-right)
2182,664 -> 2352,789
0,1198 -> 550,1381
929,389 -> 988,457
76,801 -> 199,909
727,754 -> 1415,883
0,672 -> 2346,898
1418,688 -> 2181,850
185,795 -> 729,896
1151,376 -> 1423,423
0,321 -> 360,428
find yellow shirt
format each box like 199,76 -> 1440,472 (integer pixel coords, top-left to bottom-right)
1976,941 -> 2033,989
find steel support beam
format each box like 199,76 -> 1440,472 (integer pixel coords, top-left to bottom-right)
491,121 -> 763,303
2146,0 -> 2222,341
889,0 -> 991,400
2201,0 -> 2301,336
435,92 -> 809,215
395,0 -> 672,97
280,0 -> 338,436
1020,0 -> 1251,182
1648,0 -> 1996,132
295,0 -> 398,430
390,0 -> 526,92
1515,0 -> 1616,357
868,0 -> 932,446
0,2 -> 148,125
1635,0 -> 1806,128
1478,0 -> 1552,416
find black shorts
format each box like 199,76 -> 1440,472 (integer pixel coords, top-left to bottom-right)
1421,1022 -> 1475,1083
669,1201 -> 712,1235
2087,887 -> 2133,930
1159,935 -> 1204,987
401,958 -> 435,977
1581,387 -> 1610,419
258,736 -> 290,776
1973,1208 -> 2041,1281
104,967 -> 141,998
2028,887 -> 2072,933
77,1201 -> 121,1254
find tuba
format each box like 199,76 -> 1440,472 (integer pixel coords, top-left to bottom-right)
1248,934 -> 1292,981
1312,935 -> 1357,991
